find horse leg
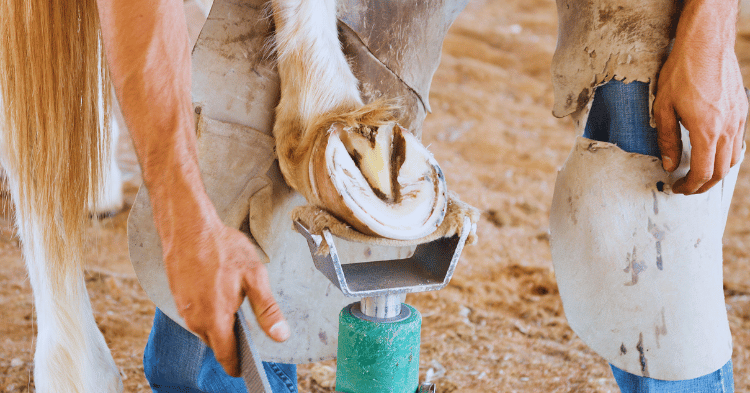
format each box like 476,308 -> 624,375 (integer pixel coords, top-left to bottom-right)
272,0 -> 363,123
90,109 -> 125,217
271,0 -> 378,207
2,164 -> 123,393
271,0 -> 448,239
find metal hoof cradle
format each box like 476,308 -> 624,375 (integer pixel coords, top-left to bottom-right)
295,217 -> 471,393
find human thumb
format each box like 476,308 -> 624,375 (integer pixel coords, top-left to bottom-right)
242,265 -> 290,342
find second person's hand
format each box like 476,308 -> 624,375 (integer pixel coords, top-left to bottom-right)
654,0 -> 747,195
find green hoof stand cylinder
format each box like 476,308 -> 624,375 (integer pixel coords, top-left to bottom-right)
335,303 -> 422,393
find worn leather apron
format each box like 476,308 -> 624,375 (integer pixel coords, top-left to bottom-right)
551,136 -> 740,379
551,0 -> 680,127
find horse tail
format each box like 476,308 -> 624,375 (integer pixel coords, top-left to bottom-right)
0,0 -> 110,286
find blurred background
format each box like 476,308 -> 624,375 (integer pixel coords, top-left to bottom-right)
2,0 -> 750,392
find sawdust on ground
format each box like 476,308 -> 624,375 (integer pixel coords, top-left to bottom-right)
3,0 -> 750,392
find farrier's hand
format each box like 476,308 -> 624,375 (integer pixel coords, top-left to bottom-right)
162,207 -> 290,377
654,0 -> 747,194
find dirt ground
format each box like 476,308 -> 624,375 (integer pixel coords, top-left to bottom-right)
3,1 -> 750,392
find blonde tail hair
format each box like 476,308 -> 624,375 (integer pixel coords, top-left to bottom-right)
0,0 -> 110,285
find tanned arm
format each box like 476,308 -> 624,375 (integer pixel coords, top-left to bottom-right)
96,0 -> 289,376
655,0 -> 748,194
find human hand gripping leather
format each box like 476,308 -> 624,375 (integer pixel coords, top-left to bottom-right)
654,0 -> 748,194
96,0 -> 289,377
161,203 -> 291,377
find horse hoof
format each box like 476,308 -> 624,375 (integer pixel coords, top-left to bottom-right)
310,121 -> 447,240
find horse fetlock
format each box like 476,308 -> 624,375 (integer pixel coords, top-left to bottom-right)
273,0 -> 361,118
28,270 -> 122,393
83,321 -> 123,393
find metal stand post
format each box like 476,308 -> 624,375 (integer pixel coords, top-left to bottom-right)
336,301 -> 421,393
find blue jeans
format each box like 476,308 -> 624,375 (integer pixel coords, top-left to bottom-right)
584,80 -> 660,158
611,362 -> 734,393
585,80 -> 734,392
144,308 -> 298,393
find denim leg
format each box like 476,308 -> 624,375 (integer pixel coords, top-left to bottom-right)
583,80 -> 661,158
611,361 -> 734,393
584,80 -> 734,392
144,308 -> 298,393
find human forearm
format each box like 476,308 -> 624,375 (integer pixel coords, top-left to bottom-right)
96,0 -> 217,237
672,0 -> 737,65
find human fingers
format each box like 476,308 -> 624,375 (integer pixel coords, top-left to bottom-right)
696,87 -> 747,193
733,89 -> 749,166
175,276 -> 244,377
205,312 -> 242,377
242,261 -> 290,342
672,133 -> 717,194
654,96 -> 682,172
732,119 -> 745,167
695,134 -> 732,194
